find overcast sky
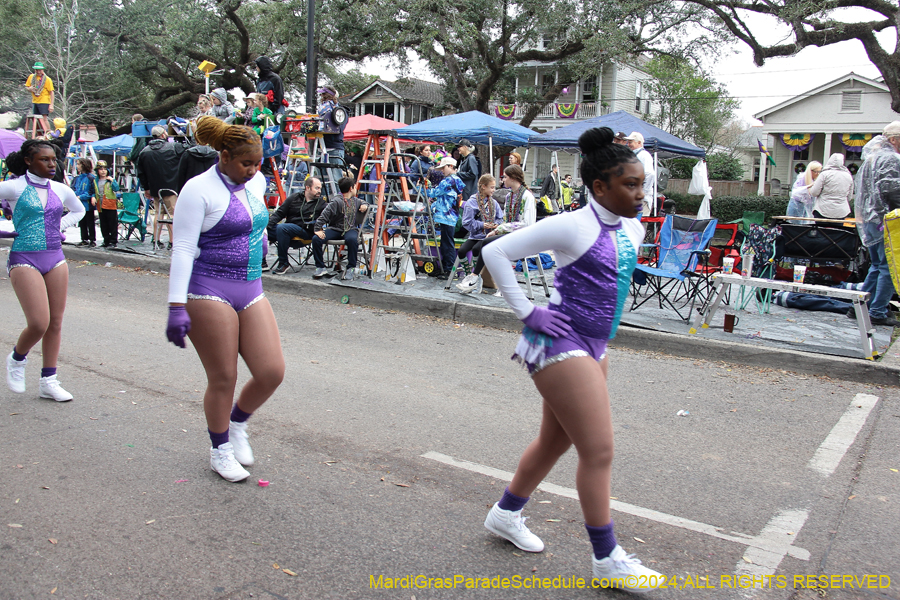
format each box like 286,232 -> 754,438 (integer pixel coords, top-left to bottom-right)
358,9 -> 896,128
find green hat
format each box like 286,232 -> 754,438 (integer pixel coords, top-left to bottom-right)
33,62 -> 44,70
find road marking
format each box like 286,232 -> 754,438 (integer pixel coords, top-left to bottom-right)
734,508 -> 810,576
807,393 -> 879,477
422,451 -> 809,561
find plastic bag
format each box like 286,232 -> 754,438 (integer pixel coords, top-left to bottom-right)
689,161 -> 712,219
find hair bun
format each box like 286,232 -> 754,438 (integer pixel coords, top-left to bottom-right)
194,116 -> 228,151
578,127 -> 615,155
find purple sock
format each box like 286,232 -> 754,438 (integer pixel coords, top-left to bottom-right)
586,520 -> 617,560
41,367 -> 57,378
230,404 -> 253,423
209,429 -> 229,448
497,487 -> 529,512
11,347 -> 27,362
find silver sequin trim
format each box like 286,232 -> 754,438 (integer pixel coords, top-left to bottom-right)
52,259 -> 66,270
531,349 -> 602,376
186,293 -> 231,306
7,263 -> 39,274
239,293 -> 265,312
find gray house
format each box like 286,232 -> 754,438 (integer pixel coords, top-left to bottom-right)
349,78 -> 445,125
752,73 -> 896,195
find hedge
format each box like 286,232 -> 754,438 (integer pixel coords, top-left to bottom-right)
665,192 -> 790,224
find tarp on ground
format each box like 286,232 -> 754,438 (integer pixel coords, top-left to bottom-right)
529,110 -> 705,159
89,134 -> 134,154
343,115 -> 408,141
0,129 -> 26,158
397,110 -> 538,146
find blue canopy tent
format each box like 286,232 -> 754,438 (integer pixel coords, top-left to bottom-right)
87,134 -> 134,178
529,111 -> 708,216
528,111 -> 705,159
396,110 -> 539,176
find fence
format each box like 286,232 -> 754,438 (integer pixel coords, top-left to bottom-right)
665,179 -> 772,197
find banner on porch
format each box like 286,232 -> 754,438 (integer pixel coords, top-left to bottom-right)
780,133 -> 815,151
555,103 -> 579,118
840,133 -> 873,151
495,105 -> 516,120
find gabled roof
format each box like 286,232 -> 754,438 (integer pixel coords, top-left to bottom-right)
350,78 -> 444,106
754,72 -> 889,120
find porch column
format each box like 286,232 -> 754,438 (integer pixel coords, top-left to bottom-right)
823,132 -> 833,163
757,136 -> 768,197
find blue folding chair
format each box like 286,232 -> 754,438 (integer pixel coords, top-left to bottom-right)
630,214 -> 718,320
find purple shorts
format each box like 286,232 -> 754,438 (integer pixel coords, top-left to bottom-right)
8,249 -> 66,276
513,326 -> 608,375
187,273 -> 264,312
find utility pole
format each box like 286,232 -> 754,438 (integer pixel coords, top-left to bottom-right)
305,0 -> 316,114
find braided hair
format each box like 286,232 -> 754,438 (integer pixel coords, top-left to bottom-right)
194,116 -> 261,157
578,127 -> 638,198
6,139 -> 57,176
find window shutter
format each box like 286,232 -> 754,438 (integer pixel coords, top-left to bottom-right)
841,90 -> 861,111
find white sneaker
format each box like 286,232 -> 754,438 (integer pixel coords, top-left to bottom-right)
313,267 -> 328,278
591,545 -> 664,594
39,375 -> 73,402
484,502 -> 544,552
229,420 -> 254,466
6,352 -> 26,393
210,442 -> 250,482
456,274 -> 479,294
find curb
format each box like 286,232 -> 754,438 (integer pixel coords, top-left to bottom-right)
46,244 -> 900,388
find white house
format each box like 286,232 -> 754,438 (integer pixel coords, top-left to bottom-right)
752,73 -> 896,195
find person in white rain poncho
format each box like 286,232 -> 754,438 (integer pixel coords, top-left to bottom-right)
787,161 -> 821,223
809,153 -> 853,219
852,125 -> 900,326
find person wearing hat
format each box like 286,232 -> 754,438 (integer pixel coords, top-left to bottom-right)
137,126 -> 181,250
93,160 -> 121,248
613,131 -> 628,145
848,123 -> 900,326
624,131 -> 656,217
24,62 -> 54,137
427,156 -> 466,276
457,139 -> 480,202
318,86 -> 347,162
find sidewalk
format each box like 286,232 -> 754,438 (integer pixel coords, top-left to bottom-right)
3,230 -> 899,387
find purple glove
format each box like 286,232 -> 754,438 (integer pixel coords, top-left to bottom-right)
1,200 -> 11,220
0,230 -> 18,238
166,305 -> 191,348
522,306 -> 572,338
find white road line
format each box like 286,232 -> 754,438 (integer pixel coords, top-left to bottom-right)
735,508 -> 810,576
422,451 -> 809,561
807,393 -> 879,477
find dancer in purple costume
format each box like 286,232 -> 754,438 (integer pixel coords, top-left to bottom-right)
167,117 -> 285,483
480,127 -> 665,594
1,139 -> 84,401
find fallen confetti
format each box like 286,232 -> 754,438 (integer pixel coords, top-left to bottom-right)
258,480 -> 270,487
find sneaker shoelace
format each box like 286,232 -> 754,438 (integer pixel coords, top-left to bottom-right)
611,551 -> 644,574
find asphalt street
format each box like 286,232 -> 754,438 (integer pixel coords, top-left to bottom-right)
1,261 -> 898,600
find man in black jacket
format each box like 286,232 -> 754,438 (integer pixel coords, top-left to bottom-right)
269,177 -> 325,275
255,56 -> 285,118
457,139 -> 479,201
138,126 -> 181,249
539,164 -> 560,212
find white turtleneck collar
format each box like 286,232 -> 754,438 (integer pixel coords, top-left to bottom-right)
24,172 -> 51,185
589,200 -> 623,226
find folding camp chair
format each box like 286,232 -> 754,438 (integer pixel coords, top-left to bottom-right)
734,223 -> 781,314
630,214 -> 718,320
118,192 -> 146,242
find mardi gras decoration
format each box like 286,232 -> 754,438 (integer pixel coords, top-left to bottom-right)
495,105 -> 516,120
840,133 -> 873,151
780,133 -> 815,151
556,103 -> 579,118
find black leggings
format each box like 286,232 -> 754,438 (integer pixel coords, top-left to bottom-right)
471,235 -> 503,275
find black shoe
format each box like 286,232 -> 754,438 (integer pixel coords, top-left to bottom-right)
871,316 -> 900,327
167,242 -> 172,250
261,259 -> 271,272
76,241 -> 89,247
89,242 -> 96,247
271,262 -> 290,275
846,307 -> 857,319
436,271 -> 451,280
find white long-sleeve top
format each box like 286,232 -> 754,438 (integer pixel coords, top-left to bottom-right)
482,202 -> 644,320
168,167 -> 266,303
0,174 -> 84,232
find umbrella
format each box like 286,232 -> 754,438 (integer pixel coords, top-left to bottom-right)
0,129 -> 26,159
